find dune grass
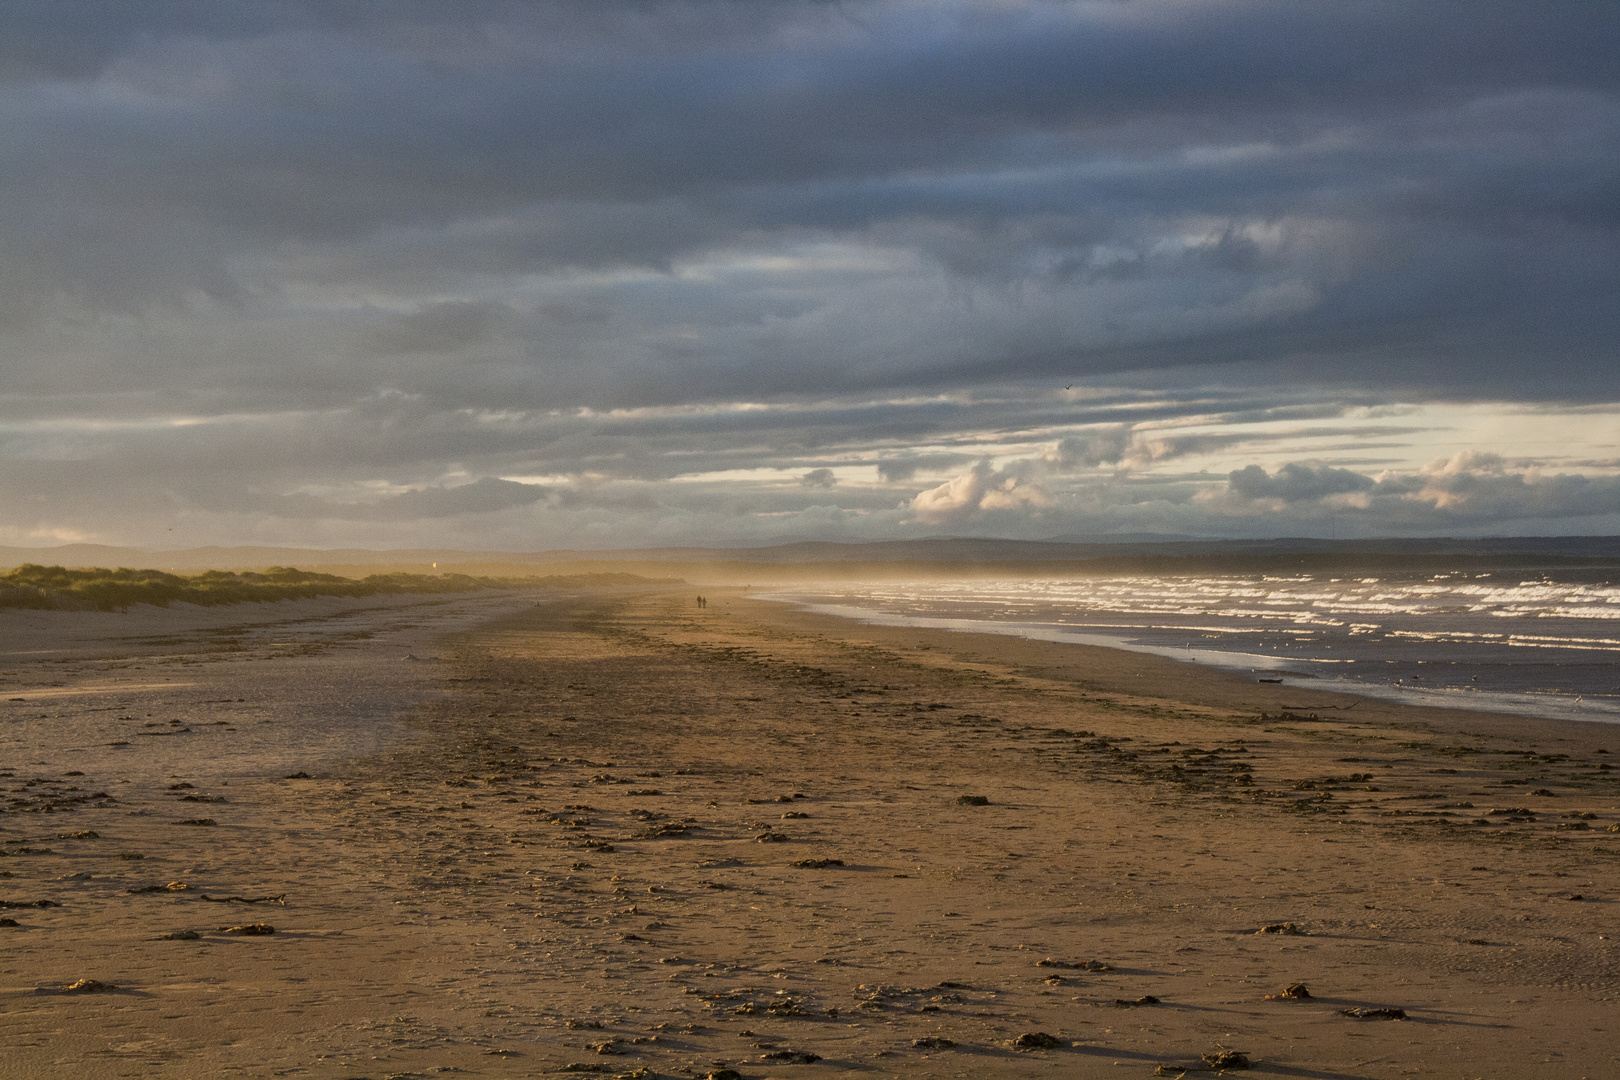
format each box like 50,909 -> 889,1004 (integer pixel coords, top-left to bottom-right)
0,564 -> 678,612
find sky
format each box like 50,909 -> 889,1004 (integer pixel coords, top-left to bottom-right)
2,0 -> 1618,552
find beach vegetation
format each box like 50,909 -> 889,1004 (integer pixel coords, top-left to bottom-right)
0,564 -> 677,612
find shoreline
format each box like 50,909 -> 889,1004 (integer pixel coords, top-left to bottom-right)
754,588 -> 1620,728
732,590 -> 1620,755
1,585 -> 1616,1077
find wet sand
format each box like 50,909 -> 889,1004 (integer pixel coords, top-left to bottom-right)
1,585 -> 1617,1078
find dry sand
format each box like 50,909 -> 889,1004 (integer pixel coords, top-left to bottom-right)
1,585 -> 1616,1079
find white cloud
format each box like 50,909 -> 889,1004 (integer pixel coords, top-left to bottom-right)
909,462 -> 1053,524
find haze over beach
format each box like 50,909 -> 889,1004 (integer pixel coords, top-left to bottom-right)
3,3 -> 1620,1078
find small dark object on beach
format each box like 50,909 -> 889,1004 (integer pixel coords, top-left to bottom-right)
57,831 -> 99,840
957,795 -> 990,806
1264,983 -> 1311,1000
1202,1047 -> 1251,1069
1255,922 -> 1303,935
627,788 -> 662,796
118,852 -> 144,860
565,1019 -> 604,1030
0,917 -> 18,927
755,831 -> 788,843
1115,995 -> 1160,1006
792,858 -> 844,869
218,923 -> 275,935
706,1070 -> 743,1080
284,772 -> 310,779
1,899 -> 61,909
642,823 -> 689,838
1341,1007 -> 1406,1020
782,811 -> 809,819
760,1050 -> 820,1063
62,978 -> 116,992
1529,788 -> 1556,797
128,881 -> 188,893
1039,957 -> 1111,971
161,930 -> 200,940
178,794 -> 227,803
913,1036 -> 956,1049
175,818 -> 217,827
1011,1032 -> 1063,1050
200,893 -> 286,905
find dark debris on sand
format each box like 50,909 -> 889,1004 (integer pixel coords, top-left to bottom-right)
1011,1031 -> 1064,1050
1264,983 -> 1312,1000
1202,1046 -> 1252,1069
1342,1006 -> 1406,1020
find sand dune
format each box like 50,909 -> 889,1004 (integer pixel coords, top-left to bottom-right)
1,586 -> 1616,1078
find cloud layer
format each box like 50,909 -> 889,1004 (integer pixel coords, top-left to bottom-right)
1,2 -> 1617,548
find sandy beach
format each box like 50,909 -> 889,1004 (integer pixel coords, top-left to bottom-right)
2,584 -> 1617,1079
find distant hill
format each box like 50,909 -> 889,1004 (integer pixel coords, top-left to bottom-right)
4,535 -> 1618,573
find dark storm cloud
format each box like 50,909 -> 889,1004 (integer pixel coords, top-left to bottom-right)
2,1 -> 1617,547
799,468 -> 836,488
365,302 -> 502,355
1216,453 -> 1620,531
1227,463 -> 1377,503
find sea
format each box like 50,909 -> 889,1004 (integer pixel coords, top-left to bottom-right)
761,569 -> 1620,724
